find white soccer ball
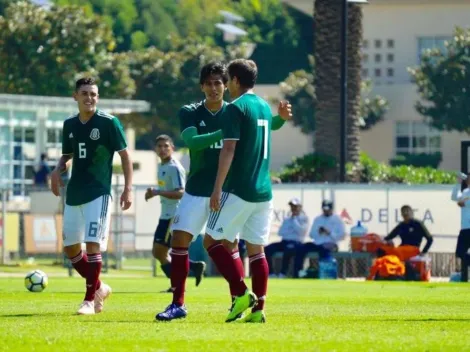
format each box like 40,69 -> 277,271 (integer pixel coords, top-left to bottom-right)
24,270 -> 48,292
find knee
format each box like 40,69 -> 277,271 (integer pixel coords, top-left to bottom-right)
222,240 -> 237,252
203,234 -> 218,250
63,244 -> 82,258
170,230 -> 192,248
85,242 -> 100,254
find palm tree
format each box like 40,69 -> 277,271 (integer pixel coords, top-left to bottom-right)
313,0 -> 363,181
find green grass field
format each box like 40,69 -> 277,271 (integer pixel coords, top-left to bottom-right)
1,268 -> 470,352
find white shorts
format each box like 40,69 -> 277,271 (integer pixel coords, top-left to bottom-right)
170,192 -> 210,239
63,195 -> 112,251
206,192 -> 273,246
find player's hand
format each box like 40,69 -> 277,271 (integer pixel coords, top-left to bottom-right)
210,189 -> 222,211
50,169 -> 64,197
120,187 -> 132,211
145,188 -> 156,202
278,100 -> 292,121
458,200 -> 465,207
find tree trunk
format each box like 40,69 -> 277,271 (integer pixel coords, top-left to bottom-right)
313,0 -> 363,181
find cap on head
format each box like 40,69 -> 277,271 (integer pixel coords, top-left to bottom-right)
322,200 -> 334,211
289,198 -> 301,206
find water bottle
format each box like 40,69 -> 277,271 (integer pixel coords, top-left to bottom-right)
319,257 -> 338,279
350,221 -> 367,251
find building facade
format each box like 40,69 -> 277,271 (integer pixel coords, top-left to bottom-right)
280,0 -> 470,171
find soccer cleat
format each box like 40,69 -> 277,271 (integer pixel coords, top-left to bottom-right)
94,283 -> 112,313
77,300 -> 95,315
193,261 -> 206,287
225,290 -> 257,323
155,303 -> 188,321
242,310 -> 266,323
160,287 -> 174,293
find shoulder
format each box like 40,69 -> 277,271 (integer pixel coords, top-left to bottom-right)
179,102 -> 203,115
332,214 -> 343,222
63,113 -> 78,127
96,110 -> 120,126
414,220 -> 426,227
169,159 -> 185,172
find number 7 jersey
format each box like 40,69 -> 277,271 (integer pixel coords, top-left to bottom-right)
221,93 -> 272,203
61,110 -> 128,206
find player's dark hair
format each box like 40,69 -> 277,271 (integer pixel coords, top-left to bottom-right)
401,205 -> 412,212
75,77 -> 97,91
199,62 -> 228,85
155,134 -> 174,146
227,59 -> 258,88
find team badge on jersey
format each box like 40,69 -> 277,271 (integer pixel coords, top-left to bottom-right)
90,128 -> 100,140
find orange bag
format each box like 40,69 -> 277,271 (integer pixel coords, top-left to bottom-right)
408,256 -> 432,282
367,255 -> 405,280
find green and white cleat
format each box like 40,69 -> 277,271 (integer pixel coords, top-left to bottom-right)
242,310 -> 266,323
225,290 -> 257,323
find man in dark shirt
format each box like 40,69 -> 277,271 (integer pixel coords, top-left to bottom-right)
379,205 -> 433,261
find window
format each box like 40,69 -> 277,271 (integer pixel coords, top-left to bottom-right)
362,53 -> 369,63
374,39 -> 382,49
374,68 -> 381,77
374,54 -> 381,63
363,40 -> 369,49
362,69 -> 368,78
387,53 -> 394,63
387,68 -> 394,77
387,39 -> 395,49
417,36 -> 452,62
395,121 -> 441,155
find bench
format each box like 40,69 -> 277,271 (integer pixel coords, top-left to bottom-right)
267,251 -> 373,278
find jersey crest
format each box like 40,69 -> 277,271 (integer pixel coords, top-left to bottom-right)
90,128 -> 100,141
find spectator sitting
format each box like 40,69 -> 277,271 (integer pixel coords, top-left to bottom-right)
294,200 -> 345,278
33,153 -> 51,188
265,198 -> 309,278
378,205 -> 433,261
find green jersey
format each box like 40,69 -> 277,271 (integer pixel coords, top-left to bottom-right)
221,93 -> 272,203
62,109 -> 128,206
179,101 -> 226,197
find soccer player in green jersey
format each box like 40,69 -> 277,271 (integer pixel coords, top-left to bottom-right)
50,77 -> 133,315
156,62 -> 291,321
207,59 -> 284,323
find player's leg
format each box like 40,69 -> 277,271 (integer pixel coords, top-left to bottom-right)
155,193 -> 207,321
240,200 -> 274,323
81,195 -> 112,315
203,235 -> 245,300
206,193 -> 257,322
152,219 -> 172,279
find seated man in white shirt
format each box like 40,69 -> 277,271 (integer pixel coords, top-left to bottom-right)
265,198 -> 309,278
294,200 -> 346,278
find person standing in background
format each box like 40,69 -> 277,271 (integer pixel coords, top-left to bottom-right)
451,173 -> 470,282
34,153 -> 51,188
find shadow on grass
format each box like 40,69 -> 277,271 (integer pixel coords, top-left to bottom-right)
0,312 -> 71,318
377,318 -> 470,322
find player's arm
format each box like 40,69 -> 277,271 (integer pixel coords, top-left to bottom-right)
179,106 -> 222,151
111,117 -> 133,210
50,121 -> 73,196
181,127 -> 223,152
384,223 -> 401,242
210,104 -> 240,211
417,221 -> 433,254
272,101 -> 292,131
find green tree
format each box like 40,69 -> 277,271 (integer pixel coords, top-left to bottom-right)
409,27 -> 470,133
278,56 -> 389,135
234,0 -> 299,47
0,1 -> 115,95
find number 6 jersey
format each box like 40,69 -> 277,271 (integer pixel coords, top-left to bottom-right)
179,101 -> 227,198
61,110 -> 128,206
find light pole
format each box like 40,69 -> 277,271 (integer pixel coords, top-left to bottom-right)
340,0 -> 368,183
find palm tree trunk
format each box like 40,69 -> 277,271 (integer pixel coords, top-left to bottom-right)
313,0 -> 363,181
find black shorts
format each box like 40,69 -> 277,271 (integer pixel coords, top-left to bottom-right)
153,218 -> 172,248
456,229 -> 470,259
